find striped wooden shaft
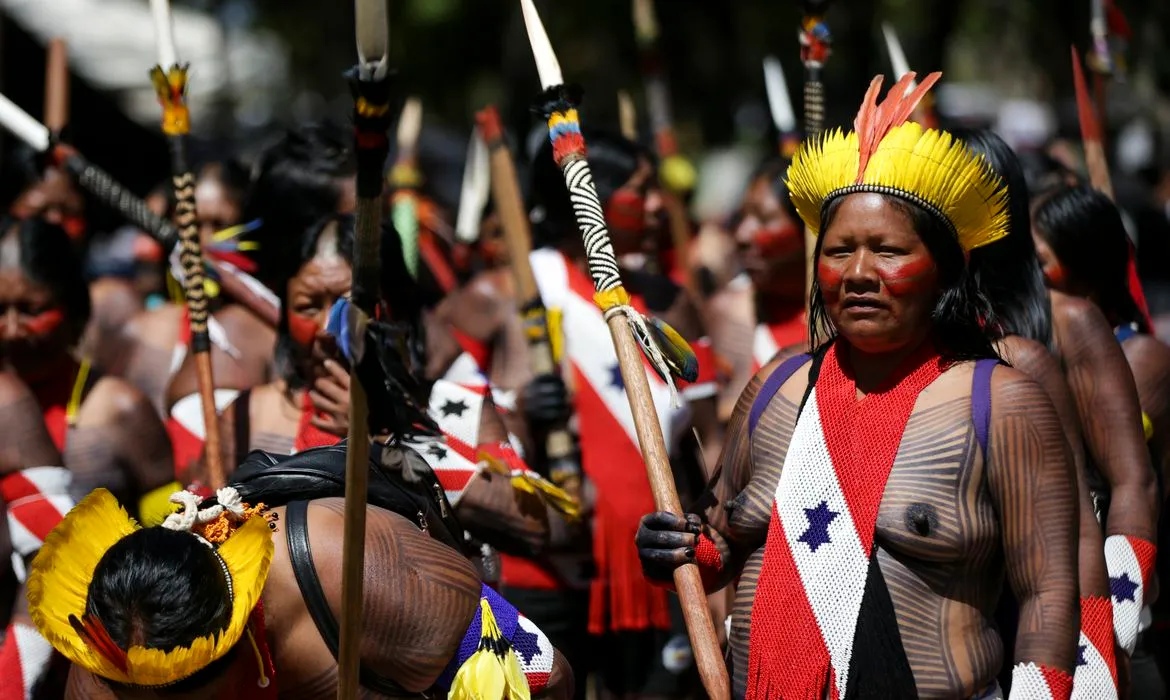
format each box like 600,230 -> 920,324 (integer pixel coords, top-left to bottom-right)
804,79 -> 825,138
559,157 -> 622,293
172,169 -> 211,345
62,156 -> 179,250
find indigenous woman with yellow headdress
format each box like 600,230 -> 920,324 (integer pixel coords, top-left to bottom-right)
637,74 -> 1080,699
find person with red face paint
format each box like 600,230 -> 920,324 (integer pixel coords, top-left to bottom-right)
0,216 -> 181,529
705,158 -> 807,423
637,76 -> 1079,699
1033,185 -> 1167,694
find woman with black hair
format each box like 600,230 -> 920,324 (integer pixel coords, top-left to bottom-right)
961,128 -> 1119,696
0,216 -> 179,526
1034,185 -> 1169,679
638,75 -> 1079,698
705,156 -> 807,423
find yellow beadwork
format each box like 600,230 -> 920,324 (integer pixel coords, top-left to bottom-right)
593,286 -> 631,312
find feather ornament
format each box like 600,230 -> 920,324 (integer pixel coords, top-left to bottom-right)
27,489 -> 273,687
786,73 -> 1008,253
448,598 -> 531,700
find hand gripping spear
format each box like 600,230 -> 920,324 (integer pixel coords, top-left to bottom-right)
520,1 -> 729,696
476,105 -> 581,499
149,0 -> 225,489
338,0 -> 394,695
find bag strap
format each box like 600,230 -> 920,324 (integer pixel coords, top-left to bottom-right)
748,354 -> 811,436
284,500 -> 418,696
971,359 -> 999,458
234,389 -> 253,459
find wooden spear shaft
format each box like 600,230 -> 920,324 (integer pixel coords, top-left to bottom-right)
44,38 -> 68,136
339,0 -> 391,693
149,0 -> 225,488
475,106 -> 577,481
799,2 -> 832,337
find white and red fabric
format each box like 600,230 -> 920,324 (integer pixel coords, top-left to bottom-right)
514,614 -> 555,693
0,623 -> 54,700
1104,533 -> 1155,654
752,317 -> 807,373
1072,596 -> 1118,699
2,468 -> 74,583
401,430 -> 484,507
745,343 -> 943,700
1009,662 -> 1073,700
530,248 -> 688,634
168,389 -> 240,477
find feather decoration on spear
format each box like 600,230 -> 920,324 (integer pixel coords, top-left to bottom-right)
519,2 -> 726,697
148,0 -> 226,489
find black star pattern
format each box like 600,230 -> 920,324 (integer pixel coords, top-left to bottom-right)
511,623 -> 541,664
609,364 -> 625,391
1110,573 -> 1139,603
426,443 -> 449,461
798,501 -> 838,553
440,399 -> 469,418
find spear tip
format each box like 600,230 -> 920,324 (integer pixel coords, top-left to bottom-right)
520,0 -> 564,90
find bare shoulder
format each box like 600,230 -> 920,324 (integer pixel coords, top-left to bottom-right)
442,270 -> 514,339
123,304 -> 184,347
988,363 -> 1050,407
82,376 -> 156,424
216,304 -> 278,340
1050,291 -> 1114,344
1123,334 -> 1170,381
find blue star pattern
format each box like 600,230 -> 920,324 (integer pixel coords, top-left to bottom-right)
609,363 -> 625,391
511,623 -> 541,664
1110,573 -> 1139,603
798,501 -> 838,553
1076,644 -> 1087,667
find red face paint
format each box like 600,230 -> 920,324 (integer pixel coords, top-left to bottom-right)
605,189 -> 646,236
1044,262 -> 1067,288
23,309 -> 64,337
817,259 -> 844,303
61,215 -> 87,241
287,311 -> 321,348
753,224 -> 802,259
876,256 -> 936,297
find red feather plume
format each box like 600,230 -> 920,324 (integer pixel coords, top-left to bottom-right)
70,613 -> 130,673
853,71 -> 942,183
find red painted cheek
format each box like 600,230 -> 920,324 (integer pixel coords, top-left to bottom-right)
61,216 -> 87,241
287,312 -> 321,348
753,224 -> 802,259
605,190 -> 646,235
817,260 -> 843,301
1044,263 -> 1067,288
878,257 -> 937,297
23,309 -> 65,337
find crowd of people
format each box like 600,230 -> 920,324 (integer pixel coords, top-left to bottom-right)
0,18 -> 1169,700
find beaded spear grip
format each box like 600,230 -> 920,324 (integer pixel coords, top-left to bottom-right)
798,6 -> 832,137
545,100 -> 624,296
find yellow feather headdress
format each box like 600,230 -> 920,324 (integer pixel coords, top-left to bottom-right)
26,489 -> 273,687
786,72 -> 1009,252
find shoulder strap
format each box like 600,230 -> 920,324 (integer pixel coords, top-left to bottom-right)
971,359 -> 999,458
748,353 -> 812,436
234,389 -> 252,458
284,500 -> 415,696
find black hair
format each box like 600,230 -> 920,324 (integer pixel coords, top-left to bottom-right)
0,215 -> 91,342
1033,185 -> 1147,333
87,528 -> 237,693
956,128 -> 1052,347
529,129 -> 650,249
1017,148 -> 1082,199
808,194 -> 998,362
245,122 -> 355,293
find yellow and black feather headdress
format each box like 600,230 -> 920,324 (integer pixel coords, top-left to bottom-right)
26,489 -> 273,687
786,72 -> 1009,252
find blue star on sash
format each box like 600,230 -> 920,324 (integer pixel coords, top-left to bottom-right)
798,501 -> 838,553
609,363 -> 625,391
1076,644 -> 1087,667
1110,573 -> 1139,603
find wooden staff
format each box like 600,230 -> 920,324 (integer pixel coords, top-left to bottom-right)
618,90 -> 637,141
339,0 -> 393,694
632,0 -> 696,293
476,105 -> 580,493
520,1 -> 728,696
44,38 -> 68,136
149,0 -> 225,489
798,0 -> 832,329
1071,46 -> 1152,331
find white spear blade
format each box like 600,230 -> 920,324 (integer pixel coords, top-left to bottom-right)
762,56 -> 797,135
455,131 -> 490,243
397,97 -> 423,152
632,0 -> 659,44
0,92 -> 50,152
881,22 -> 917,94
355,0 -> 390,79
520,0 -> 564,90
149,0 -> 179,67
